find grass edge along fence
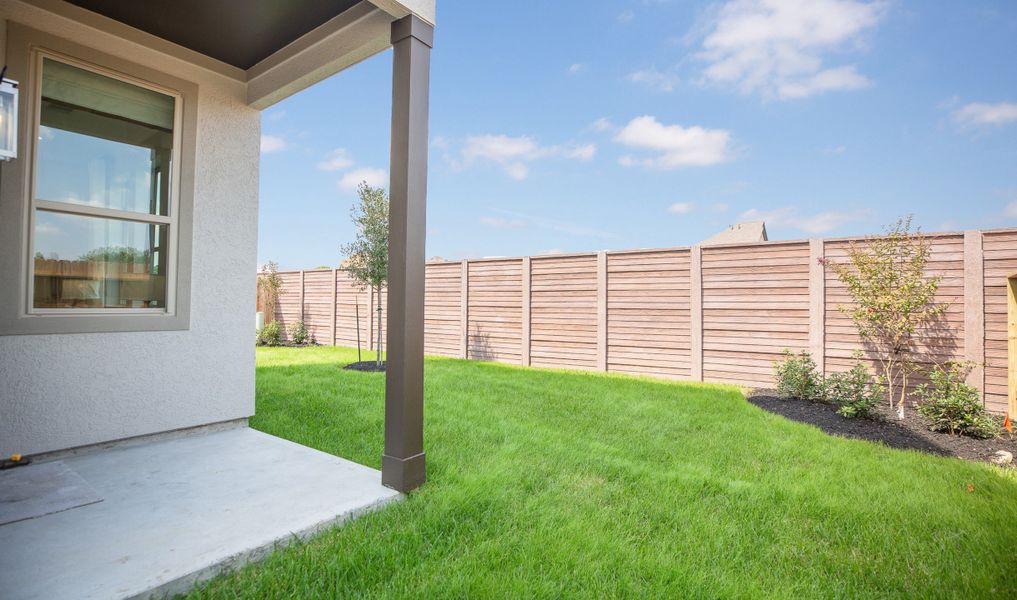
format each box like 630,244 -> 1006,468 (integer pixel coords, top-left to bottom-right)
258,227 -> 1017,415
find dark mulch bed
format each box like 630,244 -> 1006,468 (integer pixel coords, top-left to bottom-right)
748,390 -> 1017,466
343,361 -> 386,372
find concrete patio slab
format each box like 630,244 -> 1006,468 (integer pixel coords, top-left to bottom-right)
0,427 -> 401,600
0,460 -> 103,525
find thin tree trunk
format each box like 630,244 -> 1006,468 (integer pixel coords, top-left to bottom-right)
897,369 -> 908,420
376,284 -> 383,368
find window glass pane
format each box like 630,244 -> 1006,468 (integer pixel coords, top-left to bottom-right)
0,85 -> 15,156
36,58 -> 174,216
33,210 -> 167,310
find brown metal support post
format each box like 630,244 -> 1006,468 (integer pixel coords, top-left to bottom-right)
383,14 -> 432,493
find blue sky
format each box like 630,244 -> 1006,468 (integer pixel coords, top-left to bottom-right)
258,0 -> 1017,269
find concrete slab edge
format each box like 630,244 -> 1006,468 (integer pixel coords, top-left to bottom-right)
129,491 -> 403,600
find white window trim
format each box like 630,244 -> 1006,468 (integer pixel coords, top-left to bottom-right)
0,23 -> 197,335
26,50 -> 183,317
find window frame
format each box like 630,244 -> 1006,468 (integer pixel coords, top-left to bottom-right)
27,50 -> 183,316
0,24 -> 197,335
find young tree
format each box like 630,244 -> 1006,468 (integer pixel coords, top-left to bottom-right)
340,182 -> 389,368
827,216 -> 947,419
256,261 -> 283,325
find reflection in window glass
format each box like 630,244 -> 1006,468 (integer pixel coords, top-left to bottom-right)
36,57 -> 174,216
33,211 -> 167,309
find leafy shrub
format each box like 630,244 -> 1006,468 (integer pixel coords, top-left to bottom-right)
289,320 -> 312,345
824,354 -> 881,419
256,320 -> 281,346
915,363 -> 999,439
773,349 -> 823,401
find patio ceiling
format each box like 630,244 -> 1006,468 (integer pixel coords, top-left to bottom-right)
64,0 -> 362,69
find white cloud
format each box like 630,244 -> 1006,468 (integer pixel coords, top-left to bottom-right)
563,143 -> 596,161
568,63 -> 587,75
480,216 -> 527,229
457,134 -> 596,180
669,202 -> 697,214
1005,201 -> 1017,219
627,67 -> 680,92
539,248 -> 566,255
614,115 -> 733,169
824,144 -> 847,154
491,208 -> 616,239
316,148 -> 354,171
260,135 -> 288,154
953,102 -> 1017,128
618,9 -> 635,23
694,0 -> 886,99
711,202 -> 730,212
338,167 -> 387,191
739,206 -> 870,233
35,222 -> 61,235
590,118 -> 614,133
266,110 -> 287,122
777,66 -> 870,99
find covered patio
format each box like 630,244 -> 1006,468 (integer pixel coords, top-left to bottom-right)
0,0 -> 434,598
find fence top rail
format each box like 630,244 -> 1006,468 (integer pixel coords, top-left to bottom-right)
260,227 -> 1017,274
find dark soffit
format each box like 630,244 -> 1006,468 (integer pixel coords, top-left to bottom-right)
65,0 -> 364,70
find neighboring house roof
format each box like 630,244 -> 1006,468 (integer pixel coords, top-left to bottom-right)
700,221 -> 768,246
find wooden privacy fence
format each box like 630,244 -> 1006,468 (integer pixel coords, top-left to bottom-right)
262,228 -> 1017,414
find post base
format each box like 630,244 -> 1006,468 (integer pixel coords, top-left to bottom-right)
382,452 -> 426,492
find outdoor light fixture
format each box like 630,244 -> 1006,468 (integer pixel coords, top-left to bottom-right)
0,69 -> 19,162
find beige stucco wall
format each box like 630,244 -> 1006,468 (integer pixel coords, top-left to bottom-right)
0,1 -> 260,455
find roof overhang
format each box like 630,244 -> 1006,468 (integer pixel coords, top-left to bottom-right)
22,0 -> 435,109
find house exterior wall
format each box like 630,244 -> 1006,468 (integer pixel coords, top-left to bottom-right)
0,1 -> 260,456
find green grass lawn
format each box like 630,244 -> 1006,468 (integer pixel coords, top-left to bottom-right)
186,346 -> 1017,599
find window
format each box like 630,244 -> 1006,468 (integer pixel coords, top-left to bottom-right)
30,56 -> 179,313
0,24 -> 196,335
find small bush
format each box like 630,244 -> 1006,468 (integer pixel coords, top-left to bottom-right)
773,349 -> 823,401
824,355 -> 881,419
256,320 -> 281,347
915,363 -> 999,439
289,320 -> 312,345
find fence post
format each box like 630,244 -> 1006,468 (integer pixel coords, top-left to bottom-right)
597,251 -> 607,372
522,257 -> 531,366
809,239 -> 826,375
460,259 -> 469,359
331,268 -> 338,346
964,230 -> 985,395
690,245 -> 703,381
299,270 -> 305,325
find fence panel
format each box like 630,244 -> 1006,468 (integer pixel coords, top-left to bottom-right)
335,272 -> 372,350
983,230 -> 1017,413
701,242 -> 811,388
530,254 -> 599,370
424,262 -> 462,357
302,269 -> 334,344
606,249 -> 691,378
467,259 -> 523,363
